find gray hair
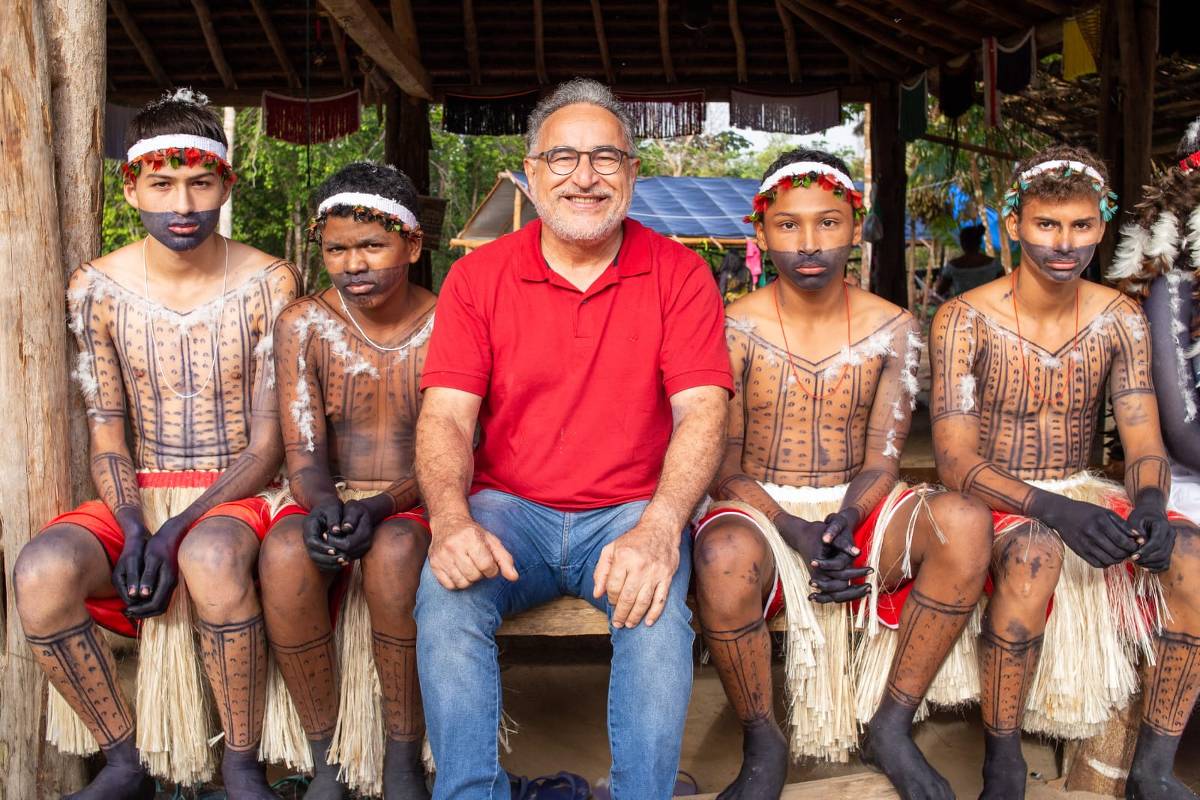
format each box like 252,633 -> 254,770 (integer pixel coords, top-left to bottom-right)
525,78 -> 637,156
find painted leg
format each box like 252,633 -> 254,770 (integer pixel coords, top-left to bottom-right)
362,519 -> 431,800
1127,525 -> 1200,800
181,517 -> 275,800
977,526 -> 1063,800
862,492 -> 991,800
258,516 -> 345,800
693,518 -> 787,800
14,527 -> 154,800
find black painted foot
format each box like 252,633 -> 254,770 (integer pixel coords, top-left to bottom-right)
64,738 -> 155,800
715,718 -> 788,800
979,732 -> 1027,800
383,739 -> 431,800
304,737 -> 349,800
221,746 -> 279,799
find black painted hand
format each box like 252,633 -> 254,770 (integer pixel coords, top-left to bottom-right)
124,516 -> 187,619
1128,498 -> 1175,573
775,511 -> 870,604
304,498 -> 348,572
1028,490 -> 1139,568
325,499 -> 376,563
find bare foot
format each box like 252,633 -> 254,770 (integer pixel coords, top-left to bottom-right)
715,718 -> 788,800
383,739 -> 431,800
979,732 -> 1026,800
1127,726 -> 1199,800
221,747 -> 279,799
65,738 -> 155,800
862,725 -> 953,800
304,737 -> 349,800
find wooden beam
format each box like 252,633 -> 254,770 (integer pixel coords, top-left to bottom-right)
320,0 -> 432,99
109,0 -> 171,88
792,0 -> 935,66
389,0 -> 420,57
462,0 -> 482,85
835,0 -> 955,53
959,0 -> 1029,30
918,133 -> 1020,161
1117,0 -> 1158,213
534,0 -> 548,84
1,3 -> 78,799
190,0 -> 237,89
778,0 -> 893,77
657,0 -> 676,83
729,0 -> 748,83
590,0 -> 616,84
775,0 -> 800,83
248,0 -> 300,89
1024,0 -> 1071,13
883,0 -> 984,42
329,17 -> 354,88
869,80 -> 908,307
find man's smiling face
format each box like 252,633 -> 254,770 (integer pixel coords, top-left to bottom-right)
524,103 -> 638,245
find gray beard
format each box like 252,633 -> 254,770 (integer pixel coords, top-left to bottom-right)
532,194 -> 628,244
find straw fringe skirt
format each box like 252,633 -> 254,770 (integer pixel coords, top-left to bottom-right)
1006,473 -> 1165,740
713,481 -> 977,762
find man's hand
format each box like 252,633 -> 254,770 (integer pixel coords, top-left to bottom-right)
1029,491 -> 1140,568
123,515 -> 187,619
592,520 -> 680,629
774,510 -> 870,604
1128,498 -> 1175,573
304,498 -> 351,571
428,513 -> 517,590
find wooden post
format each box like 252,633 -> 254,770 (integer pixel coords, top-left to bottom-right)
0,3 -> 78,798
1117,0 -> 1158,219
386,91 -> 434,289
1097,0 -> 1121,271
1065,695 -> 1142,795
869,81 -> 908,307
219,106 -> 235,238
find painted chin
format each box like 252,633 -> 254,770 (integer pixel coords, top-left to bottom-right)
140,208 -> 220,252
770,245 -> 851,292
332,267 -> 406,305
1022,240 -> 1096,282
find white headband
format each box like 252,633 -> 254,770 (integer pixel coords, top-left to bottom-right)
126,134 -> 229,163
1018,159 -> 1104,186
318,192 -> 420,230
758,161 -> 856,195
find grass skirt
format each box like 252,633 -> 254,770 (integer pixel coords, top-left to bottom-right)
1004,472 -> 1165,740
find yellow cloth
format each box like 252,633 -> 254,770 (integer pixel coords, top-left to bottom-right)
1063,13 -> 1099,80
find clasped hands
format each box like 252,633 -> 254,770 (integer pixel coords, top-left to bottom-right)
428,512 -> 680,629
774,508 -> 871,603
112,513 -> 188,620
1031,490 -> 1176,572
302,496 -> 390,571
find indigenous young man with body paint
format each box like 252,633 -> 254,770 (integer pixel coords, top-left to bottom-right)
1111,116 -> 1200,526
258,162 -> 435,800
930,144 -> 1200,800
693,147 -> 992,800
12,91 -> 299,799
413,79 -> 731,799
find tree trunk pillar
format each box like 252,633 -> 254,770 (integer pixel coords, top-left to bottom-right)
869,81 -> 908,307
386,90 -> 434,289
0,2 -> 80,797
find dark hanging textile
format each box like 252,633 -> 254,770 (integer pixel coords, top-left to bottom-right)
615,90 -> 706,138
996,28 -> 1036,94
1161,1 -> 1200,58
936,54 -> 976,120
729,88 -> 840,134
105,103 -> 140,159
262,90 -> 361,144
899,75 -> 928,142
442,90 -> 540,136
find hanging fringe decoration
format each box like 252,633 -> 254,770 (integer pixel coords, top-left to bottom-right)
615,90 -> 706,138
936,54 -> 977,120
899,74 -> 928,143
442,90 -> 540,136
730,88 -> 840,135
262,90 -> 361,145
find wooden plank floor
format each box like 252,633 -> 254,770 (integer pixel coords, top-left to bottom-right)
679,772 -> 899,799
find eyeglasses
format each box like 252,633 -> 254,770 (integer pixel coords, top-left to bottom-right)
528,146 -> 634,176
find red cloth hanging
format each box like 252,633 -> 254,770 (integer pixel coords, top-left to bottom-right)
262,89 -> 361,144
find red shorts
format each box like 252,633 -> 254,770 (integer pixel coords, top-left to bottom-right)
694,489 -> 917,628
42,471 -> 275,638
269,503 -> 429,622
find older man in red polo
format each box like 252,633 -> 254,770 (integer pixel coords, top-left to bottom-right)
413,79 -> 731,799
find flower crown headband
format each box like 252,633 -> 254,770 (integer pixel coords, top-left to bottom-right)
306,192 -> 422,242
1001,159 -> 1118,221
1180,149 -> 1200,174
744,161 -> 865,224
120,134 -> 237,184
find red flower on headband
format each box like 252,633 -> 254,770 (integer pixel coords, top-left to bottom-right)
1180,151 -> 1200,173
144,154 -> 165,173
184,147 -> 204,168
752,194 -> 771,214
817,173 -> 839,192
847,189 -> 864,208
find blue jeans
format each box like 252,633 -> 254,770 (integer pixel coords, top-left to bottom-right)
415,489 -> 695,800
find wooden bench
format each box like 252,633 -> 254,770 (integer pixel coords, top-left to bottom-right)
497,595 -> 788,636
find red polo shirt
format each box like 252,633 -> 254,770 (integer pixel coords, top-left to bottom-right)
421,218 -> 732,510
